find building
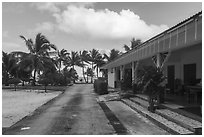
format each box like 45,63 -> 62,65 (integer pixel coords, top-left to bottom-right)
101,11 -> 202,103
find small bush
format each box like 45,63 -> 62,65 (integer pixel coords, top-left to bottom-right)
8,78 -> 21,91
38,78 -> 53,92
96,80 -> 108,95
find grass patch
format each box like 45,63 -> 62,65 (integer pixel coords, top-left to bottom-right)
2,85 -> 69,91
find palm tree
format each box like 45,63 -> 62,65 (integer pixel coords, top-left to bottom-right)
8,51 -> 30,78
123,38 -> 142,52
85,67 -> 94,83
55,49 -> 69,73
2,51 -> 11,85
63,66 -> 78,84
20,33 -> 57,85
65,51 -> 82,83
94,54 -> 106,78
103,49 -> 121,62
88,49 -> 101,83
131,38 -> 141,49
2,51 -> 33,86
67,51 -> 82,69
123,44 -> 131,52
79,50 -> 90,83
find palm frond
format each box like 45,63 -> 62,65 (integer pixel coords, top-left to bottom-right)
20,35 -> 34,53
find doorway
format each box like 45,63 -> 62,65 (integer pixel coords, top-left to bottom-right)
184,64 -> 196,85
124,69 -> 132,89
167,65 -> 175,94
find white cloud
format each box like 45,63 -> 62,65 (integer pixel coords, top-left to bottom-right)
52,5 -> 168,41
32,2 -> 95,13
32,3 -> 169,43
2,42 -> 21,49
33,22 -> 55,32
2,31 -> 9,38
32,3 -> 61,13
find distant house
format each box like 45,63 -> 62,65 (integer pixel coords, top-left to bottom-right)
101,11 -> 202,104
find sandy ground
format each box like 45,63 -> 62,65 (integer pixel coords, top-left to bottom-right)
2,89 -> 61,128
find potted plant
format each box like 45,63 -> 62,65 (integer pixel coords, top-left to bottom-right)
141,66 -> 166,112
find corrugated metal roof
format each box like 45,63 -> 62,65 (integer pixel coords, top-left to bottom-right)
101,11 -> 202,69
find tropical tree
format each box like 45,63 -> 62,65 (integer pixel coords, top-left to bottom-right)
88,49 -> 101,83
8,78 -> 21,91
136,66 -> 166,112
85,67 -> 94,83
79,50 -> 90,83
55,49 -> 69,73
123,38 -> 142,52
64,51 -> 81,83
94,54 -> 106,78
66,51 -> 82,69
131,38 -> 142,49
103,49 -> 121,62
2,51 -> 11,85
7,52 -> 31,79
17,57 -> 33,86
62,66 -> 78,84
19,33 -> 57,85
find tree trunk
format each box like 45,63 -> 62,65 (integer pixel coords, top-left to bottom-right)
87,75 -> 89,83
91,63 -> 93,83
58,61 -> 61,73
45,85 -> 47,93
72,65 -> 75,83
33,69 -> 37,86
82,67 -> 87,83
96,66 -> 99,78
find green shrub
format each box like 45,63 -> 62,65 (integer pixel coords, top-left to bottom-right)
38,78 -> 53,92
8,78 -> 21,91
142,66 -> 166,112
96,80 -> 108,95
94,79 -> 98,92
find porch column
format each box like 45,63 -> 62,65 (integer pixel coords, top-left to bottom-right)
156,53 -> 161,68
134,61 -> 139,83
120,65 -> 124,80
132,62 -> 135,83
154,52 -> 170,69
114,67 -> 117,80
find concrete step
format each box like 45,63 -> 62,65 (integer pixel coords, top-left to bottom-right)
121,99 -> 194,135
129,97 -> 149,109
160,103 -> 202,123
135,94 -> 149,101
105,101 -> 170,135
155,109 -> 202,134
127,97 -> 202,134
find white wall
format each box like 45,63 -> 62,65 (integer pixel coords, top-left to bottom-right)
108,68 -> 115,88
164,44 -> 202,83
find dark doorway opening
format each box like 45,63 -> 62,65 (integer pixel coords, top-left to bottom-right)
124,69 -> 132,89
167,65 -> 175,94
184,64 -> 196,85
180,106 -> 202,117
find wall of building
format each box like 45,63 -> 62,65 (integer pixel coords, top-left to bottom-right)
164,43 -> 202,83
107,68 -> 115,88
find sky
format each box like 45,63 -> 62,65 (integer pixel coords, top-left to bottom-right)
2,1 -> 202,76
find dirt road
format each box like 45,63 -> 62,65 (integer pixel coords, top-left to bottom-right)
3,84 -> 115,135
